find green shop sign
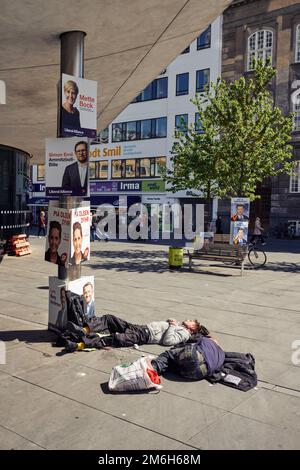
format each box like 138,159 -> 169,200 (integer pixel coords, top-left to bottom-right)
142,180 -> 165,192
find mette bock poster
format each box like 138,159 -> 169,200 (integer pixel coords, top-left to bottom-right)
61,73 -> 97,138
45,137 -> 89,197
69,206 -> 91,266
44,203 -> 70,267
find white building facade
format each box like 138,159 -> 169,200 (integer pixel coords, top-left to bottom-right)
30,17 -> 222,227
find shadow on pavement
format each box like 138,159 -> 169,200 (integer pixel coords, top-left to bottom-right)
0,329 -> 56,343
90,249 -> 168,273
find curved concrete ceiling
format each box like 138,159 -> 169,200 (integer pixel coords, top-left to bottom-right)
0,0 -> 231,163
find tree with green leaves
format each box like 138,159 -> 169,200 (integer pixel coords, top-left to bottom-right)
163,61 -> 293,209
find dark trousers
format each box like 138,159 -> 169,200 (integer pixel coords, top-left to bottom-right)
250,234 -> 265,244
151,343 -> 208,380
85,314 -> 149,348
38,226 -> 46,236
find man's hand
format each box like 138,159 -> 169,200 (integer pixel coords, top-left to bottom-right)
167,318 -> 177,326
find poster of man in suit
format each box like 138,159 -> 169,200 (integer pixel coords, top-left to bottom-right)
45,137 -> 89,197
48,276 -> 95,333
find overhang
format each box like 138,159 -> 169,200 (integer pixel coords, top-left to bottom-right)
0,0 -> 231,163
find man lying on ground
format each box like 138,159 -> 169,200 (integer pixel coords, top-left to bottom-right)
62,314 -> 210,352
150,333 -> 225,381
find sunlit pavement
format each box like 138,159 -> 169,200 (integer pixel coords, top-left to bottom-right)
0,237 -> 300,450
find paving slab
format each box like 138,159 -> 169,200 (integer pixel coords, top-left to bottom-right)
0,425 -> 45,450
188,412 -> 300,450
0,376 -> 199,450
231,388 -> 300,431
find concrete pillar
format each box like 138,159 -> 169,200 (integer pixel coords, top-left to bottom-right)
58,30 -> 86,281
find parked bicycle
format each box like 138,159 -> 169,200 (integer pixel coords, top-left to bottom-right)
222,238 -> 267,269
247,238 -> 267,268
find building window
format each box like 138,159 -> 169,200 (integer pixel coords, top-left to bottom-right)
247,30 -> 273,71
112,160 -> 123,178
154,117 -> 167,137
89,162 -> 97,180
181,46 -> 190,54
89,161 -> 108,180
175,114 -> 188,134
139,158 -> 151,177
126,121 -> 137,141
37,164 -> 45,181
295,25 -> 300,63
111,157 -> 166,179
195,113 -> 203,133
112,117 -> 167,142
155,78 -> 168,99
290,162 -> 300,193
176,73 -> 189,96
140,119 -> 152,139
112,123 -> 125,142
132,77 -> 168,102
99,161 -> 108,179
197,25 -> 211,50
293,91 -> 300,131
196,69 -> 210,93
155,157 -> 166,176
125,159 -> 136,178
287,220 -> 300,236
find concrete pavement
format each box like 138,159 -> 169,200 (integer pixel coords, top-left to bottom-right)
0,237 -> 299,450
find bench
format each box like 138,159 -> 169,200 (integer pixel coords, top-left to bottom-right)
187,234 -> 247,276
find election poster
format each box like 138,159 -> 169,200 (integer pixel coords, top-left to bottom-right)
230,197 -> 250,222
48,277 -> 67,333
69,206 -> 90,265
68,276 -> 95,322
45,202 -> 71,267
60,73 -> 97,138
45,137 -> 89,197
48,275 -> 95,332
230,221 -> 249,245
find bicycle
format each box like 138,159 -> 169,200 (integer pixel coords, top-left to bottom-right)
247,239 -> 267,268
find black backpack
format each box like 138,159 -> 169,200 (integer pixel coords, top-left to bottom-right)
65,290 -> 87,327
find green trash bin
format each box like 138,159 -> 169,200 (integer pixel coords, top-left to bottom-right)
168,247 -> 183,269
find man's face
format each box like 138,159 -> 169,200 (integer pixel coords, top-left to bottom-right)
49,228 -> 61,253
237,229 -> 244,239
75,143 -> 88,164
237,205 -> 244,216
182,320 -> 198,333
83,285 -> 93,304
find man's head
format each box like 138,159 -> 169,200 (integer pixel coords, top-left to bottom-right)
237,228 -> 245,239
236,204 -> 245,217
83,282 -> 93,305
182,319 -> 201,333
74,141 -> 88,164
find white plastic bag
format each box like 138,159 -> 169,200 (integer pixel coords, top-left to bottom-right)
108,356 -> 162,392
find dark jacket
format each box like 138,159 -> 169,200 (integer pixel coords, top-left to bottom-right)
208,352 -> 257,391
65,290 -> 87,327
61,162 -> 88,195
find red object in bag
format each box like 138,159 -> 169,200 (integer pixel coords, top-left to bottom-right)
147,368 -> 161,385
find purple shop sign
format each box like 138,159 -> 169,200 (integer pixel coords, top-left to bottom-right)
90,181 -> 118,193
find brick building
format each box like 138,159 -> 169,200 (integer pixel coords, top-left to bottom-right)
222,0 -> 300,235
